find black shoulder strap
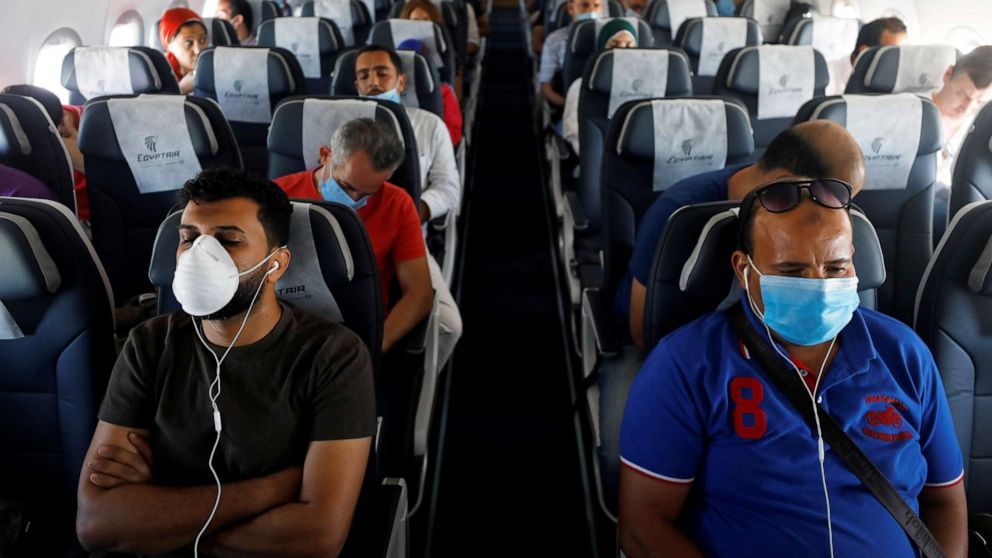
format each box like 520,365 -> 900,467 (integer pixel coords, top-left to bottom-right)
727,302 -> 945,558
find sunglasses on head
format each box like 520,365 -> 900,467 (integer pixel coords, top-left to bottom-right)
743,178 -> 853,215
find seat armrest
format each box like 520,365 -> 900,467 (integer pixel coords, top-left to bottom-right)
565,191 -> 589,231
393,291 -> 438,356
583,288 -> 619,356
340,478 -> 408,558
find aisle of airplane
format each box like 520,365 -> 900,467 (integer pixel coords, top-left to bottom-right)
1,0 -> 992,556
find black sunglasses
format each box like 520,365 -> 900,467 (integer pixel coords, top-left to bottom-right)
743,178 -> 853,215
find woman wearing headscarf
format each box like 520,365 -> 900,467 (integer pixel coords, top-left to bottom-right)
159,7 -> 208,94
562,19 -> 638,153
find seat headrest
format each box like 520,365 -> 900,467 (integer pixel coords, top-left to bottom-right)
649,0 -> 713,35
0,102 -> 32,158
679,17 -> 758,76
61,47 -> 170,101
0,212 -> 61,300
588,48 -> 692,95
740,0 -> 791,41
383,19 -> 447,68
678,206 -> 885,295
197,47 -> 302,124
570,17 -> 653,55
968,233 -> 992,295
862,44 -> 958,94
723,45 -> 828,95
1,85 -> 62,126
260,17 -> 341,78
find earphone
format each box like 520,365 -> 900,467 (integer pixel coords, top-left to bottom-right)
744,265 -> 837,558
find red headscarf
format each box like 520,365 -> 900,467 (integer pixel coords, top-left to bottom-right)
159,8 -> 203,79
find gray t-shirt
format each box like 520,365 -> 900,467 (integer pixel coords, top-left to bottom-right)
99,303 -> 375,487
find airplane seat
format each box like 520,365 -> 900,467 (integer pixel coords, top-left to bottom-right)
267,96 -> 422,206
572,48 -> 692,236
562,18 -> 656,93
736,0 -> 791,43
301,0 -> 374,46
592,97 -> 753,351
388,0 -> 469,69
370,19 -> 456,85
642,0 -> 717,47
846,44 -> 959,95
914,200 -> 992,513
150,18 -> 243,49
0,196 -> 116,558
642,200 -> 886,348
193,46 -> 306,175
332,49 -> 445,119
675,16 -> 761,94
61,46 -> 180,105
793,93 -> 942,325
77,94 -> 242,303
258,0 -> 285,23
549,0 -> 625,37
0,94 -> 77,214
712,45 -> 828,154
950,103 -> 992,220
257,17 -> 346,94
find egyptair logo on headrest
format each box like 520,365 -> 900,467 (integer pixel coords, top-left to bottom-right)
291,42 -> 300,52
779,75 -> 789,88
234,80 -> 245,92
919,73 -> 931,87
630,78 -> 644,92
715,41 -> 726,53
144,136 -> 157,152
871,137 -> 884,155
682,139 -> 694,157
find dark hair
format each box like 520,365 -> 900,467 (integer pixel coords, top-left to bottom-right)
355,44 -> 405,76
851,17 -> 907,63
176,168 -> 292,248
226,0 -> 254,32
952,45 -> 992,89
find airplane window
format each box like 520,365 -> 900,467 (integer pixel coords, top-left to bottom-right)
947,26 -> 984,55
32,28 -> 82,103
202,0 -> 220,16
830,0 -> 860,19
108,11 -> 145,47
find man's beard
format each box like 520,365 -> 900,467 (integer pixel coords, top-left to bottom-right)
201,265 -> 268,321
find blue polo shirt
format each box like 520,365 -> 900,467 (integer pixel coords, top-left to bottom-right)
614,164 -> 748,320
620,299 -> 964,558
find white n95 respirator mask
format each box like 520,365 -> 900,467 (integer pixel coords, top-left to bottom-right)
172,234 -> 283,318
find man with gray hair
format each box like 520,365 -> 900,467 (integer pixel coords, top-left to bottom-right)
274,118 -> 434,354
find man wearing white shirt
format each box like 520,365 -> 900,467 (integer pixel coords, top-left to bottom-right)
354,44 -> 463,369
931,46 -> 992,191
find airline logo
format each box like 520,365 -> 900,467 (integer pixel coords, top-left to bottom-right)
666,137 -> 715,165
225,80 -> 260,101
136,134 -> 180,163
863,136 -> 902,164
766,73 -> 803,97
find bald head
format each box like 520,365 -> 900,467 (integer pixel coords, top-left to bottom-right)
756,121 -> 866,196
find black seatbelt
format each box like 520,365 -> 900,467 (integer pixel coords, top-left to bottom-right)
727,302 -> 945,558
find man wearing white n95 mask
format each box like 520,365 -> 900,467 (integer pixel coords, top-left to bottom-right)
76,168 -> 375,557
619,179 -> 967,557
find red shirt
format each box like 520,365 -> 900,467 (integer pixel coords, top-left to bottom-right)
441,83 -> 463,146
273,169 -> 427,308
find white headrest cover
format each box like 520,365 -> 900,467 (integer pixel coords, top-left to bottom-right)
300,98 -> 378,169
666,0 -> 708,36
274,18 -> 323,77
757,45 -> 815,120
388,19 -> 444,68
608,50 -> 669,117
315,0 -> 356,45
699,18 -> 749,76
214,47 -> 273,124
838,93 -> 923,190
651,99 -> 728,191
74,47 -> 136,100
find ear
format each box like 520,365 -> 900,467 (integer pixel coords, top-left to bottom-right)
566,1 -> 576,16
397,73 -> 408,93
943,65 -> 954,86
318,145 -> 332,166
266,248 -> 292,283
232,14 -> 245,28
731,249 -> 750,291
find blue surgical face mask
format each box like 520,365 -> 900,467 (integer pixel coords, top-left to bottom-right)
574,11 -> 600,21
369,88 -> 402,104
744,255 -> 860,346
319,168 -> 369,210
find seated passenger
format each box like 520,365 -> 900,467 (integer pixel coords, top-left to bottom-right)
619,178 -> 967,558
621,0 -> 646,18
75,168 -> 375,557
539,0 -> 605,108
849,17 -> 907,65
931,46 -> 992,192
215,0 -> 257,46
0,163 -> 57,201
2,84 -> 89,219
396,38 -> 465,146
596,121 -> 865,508
402,0 -> 479,57
562,19 -> 638,154
160,7 -> 209,95
273,119 -> 435,354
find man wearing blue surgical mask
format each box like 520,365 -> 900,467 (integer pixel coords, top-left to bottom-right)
618,181 -> 967,557
77,168 -> 375,557
538,0 -> 605,107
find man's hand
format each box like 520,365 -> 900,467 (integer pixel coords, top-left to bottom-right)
88,432 -> 154,489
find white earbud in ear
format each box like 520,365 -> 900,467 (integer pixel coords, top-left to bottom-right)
268,260 -> 280,273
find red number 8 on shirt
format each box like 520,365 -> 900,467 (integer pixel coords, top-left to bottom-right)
730,377 -> 767,439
